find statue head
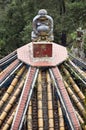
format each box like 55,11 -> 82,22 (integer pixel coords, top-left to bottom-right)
38,9 -> 47,15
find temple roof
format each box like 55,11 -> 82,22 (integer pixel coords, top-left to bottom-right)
0,44 -> 86,130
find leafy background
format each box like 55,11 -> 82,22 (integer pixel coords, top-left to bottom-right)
0,0 -> 86,58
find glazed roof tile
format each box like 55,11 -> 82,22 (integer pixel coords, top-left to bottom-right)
0,44 -> 86,130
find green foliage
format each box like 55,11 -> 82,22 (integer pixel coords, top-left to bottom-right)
0,39 -> 6,58
70,32 -> 77,40
20,22 -> 32,43
0,0 -> 86,58
84,36 -> 86,55
67,2 -> 86,29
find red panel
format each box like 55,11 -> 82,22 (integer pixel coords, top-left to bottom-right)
17,42 -> 68,67
33,43 -> 52,57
